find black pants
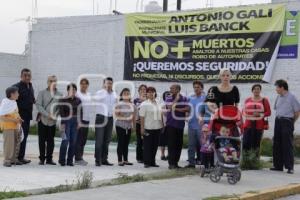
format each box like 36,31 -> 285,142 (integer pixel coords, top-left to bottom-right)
95,114 -> 114,163
18,119 -> 30,160
75,120 -> 89,161
243,127 -> 263,155
38,122 -> 56,162
166,126 -> 184,166
201,152 -> 214,169
116,126 -> 131,162
136,123 -> 143,161
273,117 -> 294,170
143,129 -> 160,166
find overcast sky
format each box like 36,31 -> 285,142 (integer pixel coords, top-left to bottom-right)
0,0 -> 271,54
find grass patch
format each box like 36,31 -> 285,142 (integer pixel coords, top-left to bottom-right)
0,191 -> 28,200
42,168 -> 198,196
45,171 -> 93,194
99,168 -> 198,187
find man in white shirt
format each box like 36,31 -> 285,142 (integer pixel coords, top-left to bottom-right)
94,77 -> 117,166
75,78 -> 91,166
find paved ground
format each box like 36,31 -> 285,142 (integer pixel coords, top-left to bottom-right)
279,195 -> 300,200
13,165 -> 300,200
0,134 -> 188,191
1,134 -> 300,200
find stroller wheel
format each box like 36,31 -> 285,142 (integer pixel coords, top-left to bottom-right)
236,169 -> 242,181
227,173 -> 238,185
227,175 -> 238,185
210,169 -> 221,183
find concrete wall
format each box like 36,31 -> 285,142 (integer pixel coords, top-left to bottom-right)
0,1 -> 298,135
0,53 -> 27,99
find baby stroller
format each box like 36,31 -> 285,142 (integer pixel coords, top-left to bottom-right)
200,105 -> 243,185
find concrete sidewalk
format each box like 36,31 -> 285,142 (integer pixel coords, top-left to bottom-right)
0,134 -> 188,191
14,165 -> 300,200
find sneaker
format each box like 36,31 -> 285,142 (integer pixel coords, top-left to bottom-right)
118,162 -> 125,166
39,161 -> 45,165
3,163 -> 12,167
75,160 -> 88,166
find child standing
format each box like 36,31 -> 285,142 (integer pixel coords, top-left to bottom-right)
0,86 -> 23,167
200,124 -> 214,169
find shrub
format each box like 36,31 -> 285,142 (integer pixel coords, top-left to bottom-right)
75,171 -> 94,190
241,150 -> 263,170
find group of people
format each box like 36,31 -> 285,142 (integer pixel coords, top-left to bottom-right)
0,68 -> 299,174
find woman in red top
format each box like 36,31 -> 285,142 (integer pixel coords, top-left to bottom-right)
243,84 -> 271,156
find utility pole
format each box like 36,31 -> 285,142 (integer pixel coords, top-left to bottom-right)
163,0 -> 168,12
177,0 -> 181,11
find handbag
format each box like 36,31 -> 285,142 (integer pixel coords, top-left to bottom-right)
262,98 -> 269,130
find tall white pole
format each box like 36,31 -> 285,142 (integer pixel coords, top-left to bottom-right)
93,0 -> 95,15
136,0 -> 140,12
109,0 -> 113,13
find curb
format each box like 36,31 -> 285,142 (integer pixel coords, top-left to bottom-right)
228,183 -> 300,200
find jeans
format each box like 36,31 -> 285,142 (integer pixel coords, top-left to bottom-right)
188,128 -> 201,165
59,117 -> 78,164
